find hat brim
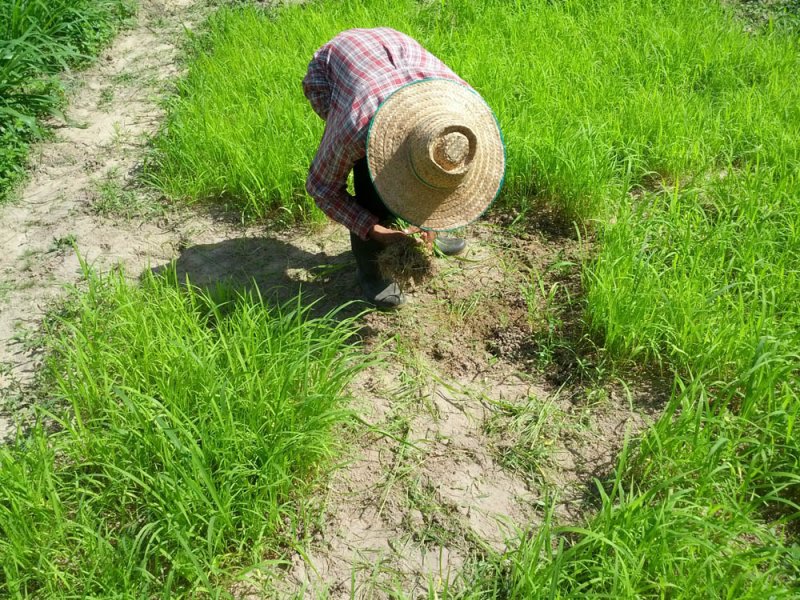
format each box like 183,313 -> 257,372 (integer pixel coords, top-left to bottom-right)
367,79 -> 505,231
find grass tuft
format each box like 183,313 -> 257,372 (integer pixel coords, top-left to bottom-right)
0,265 -> 366,596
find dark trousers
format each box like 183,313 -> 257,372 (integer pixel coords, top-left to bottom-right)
350,158 -> 392,280
353,157 -> 392,221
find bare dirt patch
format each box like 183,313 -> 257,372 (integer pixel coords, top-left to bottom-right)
266,225 -> 668,598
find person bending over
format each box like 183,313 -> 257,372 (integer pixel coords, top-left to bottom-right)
303,28 -> 505,309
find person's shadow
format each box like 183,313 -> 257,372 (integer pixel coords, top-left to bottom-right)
150,236 -> 368,322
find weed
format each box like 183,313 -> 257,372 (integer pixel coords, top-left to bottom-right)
484,394 -> 561,480
307,262 -> 349,283
48,234 -> 77,253
443,287 -> 489,323
92,169 -> 164,218
10,325 -> 43,354
112,71 -> 135,85
97,86 -> 115,110
0,281 -> 12,303
379,238 -> 437,288
404,480 -> 463,548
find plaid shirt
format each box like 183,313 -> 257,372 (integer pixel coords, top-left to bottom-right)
303,28 -> 467,240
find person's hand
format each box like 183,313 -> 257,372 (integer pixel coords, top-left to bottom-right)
368,224 -> 408,246
368,224 -> 437,247
409,226 -> 437,248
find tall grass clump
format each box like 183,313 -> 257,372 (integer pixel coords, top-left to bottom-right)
576,2 -> 800,587
148,4 -> 385,221
448,0 -> 797,596
0,0 -> 134,200
0,268 -> 365,596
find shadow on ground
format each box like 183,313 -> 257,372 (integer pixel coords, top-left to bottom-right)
150,236 -> 368,321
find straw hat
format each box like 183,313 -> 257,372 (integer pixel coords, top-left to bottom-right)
366,78 -> 505,231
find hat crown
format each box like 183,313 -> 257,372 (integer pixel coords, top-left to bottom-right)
434,131 -> 470,170
409,122 -> 476,190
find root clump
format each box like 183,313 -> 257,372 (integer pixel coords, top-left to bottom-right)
378,238 -> 437,288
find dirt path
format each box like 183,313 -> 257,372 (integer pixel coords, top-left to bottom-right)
0,1 -> 666,596
0,0 -> 227,437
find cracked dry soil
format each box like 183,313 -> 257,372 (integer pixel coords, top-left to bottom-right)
0,2 -> 667,597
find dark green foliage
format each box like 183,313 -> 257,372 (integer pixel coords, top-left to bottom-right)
734,0 -> 800,32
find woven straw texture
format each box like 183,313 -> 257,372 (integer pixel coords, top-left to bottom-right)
367,79 -> 505,231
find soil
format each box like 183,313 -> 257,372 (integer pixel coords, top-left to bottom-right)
0,1 -> 668,597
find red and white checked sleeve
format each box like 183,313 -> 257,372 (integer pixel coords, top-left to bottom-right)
302,46 -> 332,120
305,127 -> 379,240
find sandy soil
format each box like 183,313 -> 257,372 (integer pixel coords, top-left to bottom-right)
0,1 -> 667,597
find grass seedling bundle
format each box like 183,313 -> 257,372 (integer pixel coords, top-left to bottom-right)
0,268 -> 366,596
378,237 -> 437,288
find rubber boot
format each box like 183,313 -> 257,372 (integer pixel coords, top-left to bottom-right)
350,232 -> 406,309
435,237 -> 467,256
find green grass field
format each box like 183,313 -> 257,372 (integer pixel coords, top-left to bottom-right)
0,0 -> 134,201
149,0 -> 800,596
0,269 -> 365,596
2,0 -> 799,596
